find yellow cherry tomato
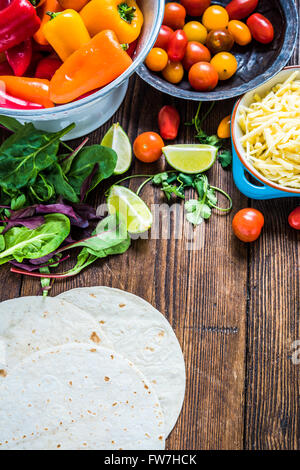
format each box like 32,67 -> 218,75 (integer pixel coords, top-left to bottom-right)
183,21 -> 208,43
162,60 -> 184,84
202,5 -> 229,31
217,115 -> 231,139
228,20 -> 252,46
145,48 -> 169,72
211,52 -> 237,80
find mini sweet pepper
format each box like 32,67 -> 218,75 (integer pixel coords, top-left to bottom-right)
50,29 -> 132,104
43,9 -> 91,61
0,0 -> 41,52
0,76 -> 54,108
80,0 -> 143,44
58,0 -> 89,11
34,0 -> 62,46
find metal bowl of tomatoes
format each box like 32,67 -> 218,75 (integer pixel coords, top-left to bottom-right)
137,0 -> 299,101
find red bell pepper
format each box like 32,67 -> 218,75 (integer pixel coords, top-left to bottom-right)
158,105 -> 180,140
0,88 -> 43,109
0,60 -> 13,75
35,56 -> 62,80
0,0 -> 41,52
5,38 -> 32,76
127,40 -> 137,58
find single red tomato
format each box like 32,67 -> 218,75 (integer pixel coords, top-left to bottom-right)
226,0 -> 258,20
183,41 -> 211,71
163,3 -> 186,30
154,25 -> 174,50
180,0 -> 211,17
167,29 -> 188,62
188,61 -> 219,91
232,208 -> 264,242
247,13 -> 274,44
133,132 -> 165,163
288,207 -> 300,230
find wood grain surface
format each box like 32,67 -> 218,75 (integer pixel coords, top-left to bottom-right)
0,1 -> 299,450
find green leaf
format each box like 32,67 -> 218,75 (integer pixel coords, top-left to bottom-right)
0,115 -> 23,132
0,123 -> 74,192
185,199 -> 211,226
43,163 -> 79,203
218,149 -> 232,168
11,194 -> 26,211
207,187 -> 218,206
29,174 -> 55,203
58,248 -> 98,278
161,182 -> 185,201
0,213 -> 70,264
67,145 -> 117,197
152,172 -> 169,185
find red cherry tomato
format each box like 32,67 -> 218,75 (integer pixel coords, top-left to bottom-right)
183,41 -> 211,71
167,29 -> 188,62
232,208 -> 264,242
158,105 -> 180,140
180,0 -> 211,17
188,61 -> 219,91
154,25 -> 174,50
226,0 -> 258,20
288,207 -> 300,230
133,132 -> 165,163
163,2 -> 186,30
247,13 -> 274,44
127,40 -> 138,58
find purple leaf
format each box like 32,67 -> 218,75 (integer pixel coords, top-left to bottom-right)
0,215 -> 45,233
80,163 -> 99,202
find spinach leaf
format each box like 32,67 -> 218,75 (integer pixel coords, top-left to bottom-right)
0,213 -> 70,263
66,146 -> 117,198
0,115 -> 23,133
43,163 -> 79,203
0,123 -> 74,192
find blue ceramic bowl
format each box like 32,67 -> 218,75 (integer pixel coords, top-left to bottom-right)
137,0 -> 299,101
231,66 -> 300,200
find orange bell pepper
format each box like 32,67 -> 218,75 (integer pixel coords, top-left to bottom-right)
80,0 -> 143,43
43,10 -> 91,61
50,29 -> 132,104
34,0 -> 62,46
58,0 -> 89,11
0,76 -> 54,107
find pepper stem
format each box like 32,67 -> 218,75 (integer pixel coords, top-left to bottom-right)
46,11 -> 62,20
118,2 -> 136,24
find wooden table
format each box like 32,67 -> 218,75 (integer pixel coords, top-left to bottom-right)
1,19 -> 299,452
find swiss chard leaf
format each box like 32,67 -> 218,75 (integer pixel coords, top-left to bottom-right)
66,145 -> 118,198
0,213 -> 70,264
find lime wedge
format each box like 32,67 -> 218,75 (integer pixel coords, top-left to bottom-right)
163,144 -> 217,174
107,185 -> 153,234
101,123 -> 132,175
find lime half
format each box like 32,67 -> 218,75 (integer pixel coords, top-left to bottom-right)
107,185 -> 153,234
163,144 -> 217,174
101,123 -> 132,175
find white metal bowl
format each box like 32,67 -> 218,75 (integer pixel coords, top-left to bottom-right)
0,0 -> 165,140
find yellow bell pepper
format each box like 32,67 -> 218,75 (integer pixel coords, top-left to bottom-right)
80,0 -> 143,44
43,9 -> 91,61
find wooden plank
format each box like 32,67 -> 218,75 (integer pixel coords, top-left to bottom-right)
21,78 -> 249,449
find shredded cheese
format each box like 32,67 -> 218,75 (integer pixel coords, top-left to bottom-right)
238,72 -> 300,189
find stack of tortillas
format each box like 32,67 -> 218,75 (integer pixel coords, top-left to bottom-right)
0,287 -> 185,450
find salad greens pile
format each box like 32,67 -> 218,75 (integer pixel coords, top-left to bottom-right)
0,117 -> 131,293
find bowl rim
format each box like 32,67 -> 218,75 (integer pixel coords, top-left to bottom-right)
137,0 -> 299,101
0,0 -> 165,117
231,65 -> 300,195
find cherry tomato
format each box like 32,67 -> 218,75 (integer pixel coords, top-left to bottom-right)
183,41 -> 211,71
180,0 -> 211,17
145,48 -> 168,72
158,105 -> 180,140
188,61 -> 219,91
202,5 -> 229,31
288,207 -> 300,230
133,132 -> 164,163
154,25 -> 174,50
127,40 -> 138,58
226,0 -> 258,20
183,21 -> 208,44
233,208 -> 264,242
167,29 -> 188,62
211,52 -> 237,80
247,13 -> 274,44
163,3 -> 186,30
228,20 -> 252,46
206,29 -> 234,54
162,60 -> 184,84
217,115 -> 231,139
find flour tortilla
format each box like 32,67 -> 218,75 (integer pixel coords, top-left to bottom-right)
57,287 -> 186,437
0,296 -> 112,375
0,344 -> 165,450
